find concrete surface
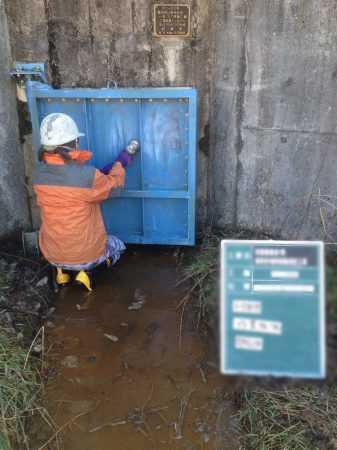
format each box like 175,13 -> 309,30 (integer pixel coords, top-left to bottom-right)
4,0 -> 211,231
0,0 -> 30,239
210,0 -> 337,240
2,0 -> 337,240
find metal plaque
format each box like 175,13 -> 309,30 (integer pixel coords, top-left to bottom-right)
153,4 -> 190,37
220,240 -> 325,378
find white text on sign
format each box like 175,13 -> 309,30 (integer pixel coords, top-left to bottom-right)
233,317 -> 283,335
235,335 -> 264,351
232,300 -> 262,314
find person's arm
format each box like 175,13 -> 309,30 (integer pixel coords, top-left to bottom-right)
88,162 -> 125,202
100,150 -> 133,175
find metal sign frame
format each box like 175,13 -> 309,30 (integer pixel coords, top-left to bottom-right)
220,240 -> 326,378
153,3 -> 191,38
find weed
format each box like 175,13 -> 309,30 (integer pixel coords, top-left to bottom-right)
0,329 -> 44,450
236,388 -> 337,450
178,237 -> 219,336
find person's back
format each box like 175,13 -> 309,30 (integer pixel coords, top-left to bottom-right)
33,113 -> 137,291
34,155 -> 124,264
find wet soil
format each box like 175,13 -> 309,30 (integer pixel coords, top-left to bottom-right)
0,244 -> 54,339
39,249 -> 238,450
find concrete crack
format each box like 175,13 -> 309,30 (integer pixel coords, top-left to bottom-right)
233,0 -> 249,227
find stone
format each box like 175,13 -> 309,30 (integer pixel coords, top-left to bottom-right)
61,355 -> 78,368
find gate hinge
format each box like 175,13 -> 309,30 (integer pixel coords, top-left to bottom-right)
11,63 -> 46,85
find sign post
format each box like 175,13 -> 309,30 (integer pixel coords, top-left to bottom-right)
220,240 -> 325,378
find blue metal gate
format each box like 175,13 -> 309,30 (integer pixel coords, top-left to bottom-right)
16,64 -> 197,245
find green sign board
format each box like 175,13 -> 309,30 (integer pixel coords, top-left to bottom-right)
220,240 -> 325,378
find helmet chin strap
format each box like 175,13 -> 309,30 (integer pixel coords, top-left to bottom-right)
43,145 -> 75,152
63,139 -> 79,150
44,138 -> 79,152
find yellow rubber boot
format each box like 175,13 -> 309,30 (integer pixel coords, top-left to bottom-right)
56,268 -> 71,287
75,270 -> 92,292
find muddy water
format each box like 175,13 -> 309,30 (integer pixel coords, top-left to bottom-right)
41,249 -> 237,450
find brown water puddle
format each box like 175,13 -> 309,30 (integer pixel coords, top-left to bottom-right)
39,249 -> 237,450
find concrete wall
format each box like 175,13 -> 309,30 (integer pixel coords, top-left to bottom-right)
0,0 -> 30,239
4,0 -> 211,230
210,0 -> 337,240
3,0 -> 337,240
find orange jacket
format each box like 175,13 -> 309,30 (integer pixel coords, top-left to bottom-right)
33,150 -> 125,265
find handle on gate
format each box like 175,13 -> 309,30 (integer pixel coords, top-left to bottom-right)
107,80 -> 119,90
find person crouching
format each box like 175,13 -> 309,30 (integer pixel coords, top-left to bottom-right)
34,113 -> 137,291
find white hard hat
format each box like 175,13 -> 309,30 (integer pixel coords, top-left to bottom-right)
40,113 -> 85,147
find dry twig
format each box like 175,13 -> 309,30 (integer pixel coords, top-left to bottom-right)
37,412 -> 87,450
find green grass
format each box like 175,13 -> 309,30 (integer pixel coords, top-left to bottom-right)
178,237 -> 219,334
236,388 -> 337,450
182,237 -> 218,282
0,329 -> 43,450
0,268 -> 46,449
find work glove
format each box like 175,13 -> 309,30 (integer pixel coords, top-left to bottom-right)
117,150 -> 132,168
99,153 -> 131,173
100,162 -> 113,175
100,140 -> 140,173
